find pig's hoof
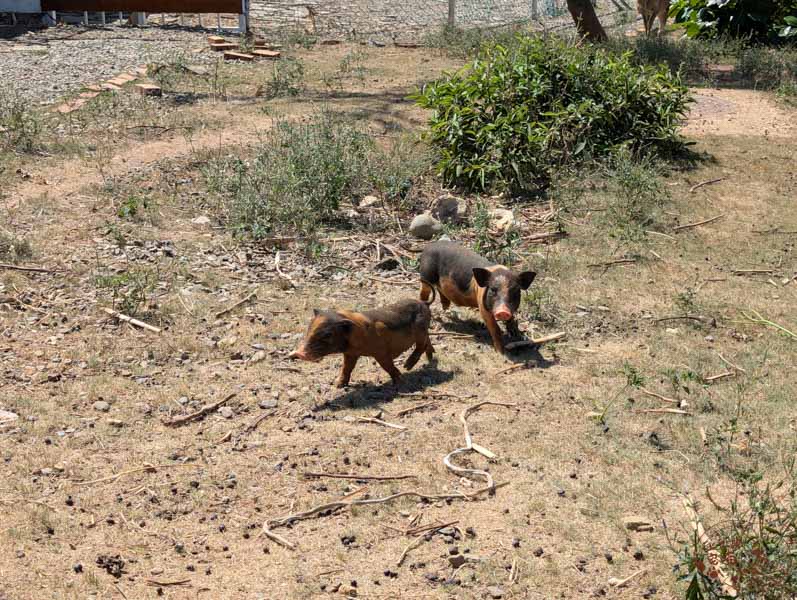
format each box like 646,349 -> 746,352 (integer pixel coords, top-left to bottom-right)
335,380 -> 349,388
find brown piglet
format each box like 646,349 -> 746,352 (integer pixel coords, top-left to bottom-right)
419,240 -> 536,354
289,292 -> 436,387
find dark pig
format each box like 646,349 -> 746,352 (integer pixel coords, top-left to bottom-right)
418,240 -> 536,354
289,293 -> 436,387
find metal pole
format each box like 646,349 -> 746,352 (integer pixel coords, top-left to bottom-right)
83,11 -> 88,25
447,0 -> 455,27
216,13 -> 221,30
198,13 -> 203,28
100,11 -> 106,25
179,13 -> 184,26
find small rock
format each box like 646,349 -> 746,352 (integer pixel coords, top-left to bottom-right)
511,538 -> 521,548
533,547 -> 544,557
409,213 -> 443,240
359,195 -> 380,208
218,406 -> 234,419
448,554 -> 466,568
93,401 -> 110,412
633,549 -> 645,561
73,563 -> 83,573
489,208 -> 514,232
704,335 -> 715,343
431,195 -> 461,223
191,215 -> 211,226
259,399 -> 278,410
374,257 -> 400,271
108,419 -> 124,428
623,516 -> 654,532
448,545 -> 459,556
487,586 -> 505,599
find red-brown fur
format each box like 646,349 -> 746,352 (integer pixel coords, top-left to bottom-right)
638,0 -> 670,36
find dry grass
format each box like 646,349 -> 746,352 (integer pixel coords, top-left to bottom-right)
1,40 -> 796,600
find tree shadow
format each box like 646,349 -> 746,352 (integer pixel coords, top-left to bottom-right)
313,361 -> 454,412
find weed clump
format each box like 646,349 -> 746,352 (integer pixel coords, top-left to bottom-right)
413,34 -> 692,193
0,89 -> 43,153
204,111 -> 372,237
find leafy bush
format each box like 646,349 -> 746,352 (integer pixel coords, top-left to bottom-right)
412,35 -> 691,193
259,57 -> 305,99
203,111 -> 373,237
671,0 -> 797,43
677,462 -> 797,599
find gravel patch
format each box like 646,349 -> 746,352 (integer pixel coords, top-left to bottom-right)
0,25 -> 220,105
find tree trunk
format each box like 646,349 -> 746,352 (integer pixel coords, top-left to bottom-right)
566,0 -> 608,42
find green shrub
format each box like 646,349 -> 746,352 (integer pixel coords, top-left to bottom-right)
260,57 -> 305,99
412,35 -> 691,193
0,231 -> 33,262
677,462 -> 797,598
203,111 -> 373,238
671,0 -> 797,44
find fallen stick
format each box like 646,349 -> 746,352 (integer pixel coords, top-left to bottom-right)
274,251 -> 295,288
689,177 -> 725,193
404,520 -> 459,537
733,269 -> 773,275
262,524 -> 297,550
674,214 -> 725,232
145,579 -> 192,587
396,402 -> 435,417
704,371 -> 734,383
717,353 -> 746,373
303,472 -> 417,482
638,408 -> 692,416
163,393 -> 237,427
587,259 -> 637,269
682,497 -> 738,597
397,535 -> 426,567
365,275 -> 414,286
429,331 -> 472,339
492,362 -> 529,377
73,462 -> 198,486
505,332 -> 566,352
0,263 -> 53,273
608,569 -> 647,588
102,307 -> 161,333
215,291 -> 257,318
640,388 -> 679,405
522,231 -> 567,243
356,416 -> 407,431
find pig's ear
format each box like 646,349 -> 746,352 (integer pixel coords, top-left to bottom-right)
472,267 -> 491,288
339,319 -> 354,333
518,271 -> 537,290
312,308 -> 320,318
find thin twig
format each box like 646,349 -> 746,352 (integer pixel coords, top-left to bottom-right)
145,579 -> 192,587
718,352 -> 746,374
0,263 -> 53,273
215,291 -> 257,319
396,402 -> 436,417
275,251 -> 296,288
163,393 -> 237,427
303,472 -> 417,482
637,408 -> 692,416
733,269 -> 773,275
689,177 -> 724,193
640,388 -> 679,405
504,332 -> 566,352
704,371 -> 734,383
73,462 -> 198,486
262,524 -> 297,550
397,535 -> 426,567
356,416 -> 407,430
587,259 -> 636,269
674,214 -> 725,232
102,307 -> 161,333
738,309 -> 796,340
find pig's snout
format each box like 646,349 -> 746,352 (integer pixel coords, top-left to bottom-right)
289,348 -> 307,360
493,306 -> 512,321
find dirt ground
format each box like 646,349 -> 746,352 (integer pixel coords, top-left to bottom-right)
1,39 -> 796,600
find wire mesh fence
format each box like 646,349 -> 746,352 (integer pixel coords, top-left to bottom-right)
249,0 -> 635,41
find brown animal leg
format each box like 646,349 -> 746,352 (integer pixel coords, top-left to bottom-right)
644,13 -> 654,36
439,291 -> 451,311
336,354 -> 359,388
479,303 -> 505,354
403,346 -> 424,370
375,355 -> 402,384
424,337 -> 435,363
420,281 -> 433,303
657,9 -> 667,36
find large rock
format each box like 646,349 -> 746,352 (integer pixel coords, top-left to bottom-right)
409,213 -> 443,240
0,409 -> 19,429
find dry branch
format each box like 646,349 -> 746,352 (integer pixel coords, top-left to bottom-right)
73,462 -> 198,486
215,291 -> 257,318
505,332 -> 567,352
689,177 -> 725,193
674,214 -> 725,232
733,269 -> 773,275
356,416 -> 407,430
0,263 -> 53,273
274,251 -> 296,288
587,259 -> 636,269
145,579 -> 192,587
101,307 -> 161,333
682,497 -> 738,597
638,408 -> 692,416
704,371 -> 734,383
640,388 -> 679,405
396,402 -> 436,417
163,393 -> 237,427
303,472 -> 417,482
718,353 -> 746,373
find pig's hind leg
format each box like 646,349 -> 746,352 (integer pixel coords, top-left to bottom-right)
404,332 -> 434,370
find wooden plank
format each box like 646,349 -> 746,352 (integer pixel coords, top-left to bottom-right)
210,42 -> 237,51
252,49 -> 280,59
41,0 -> 241,13
224,51 -> 254,61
